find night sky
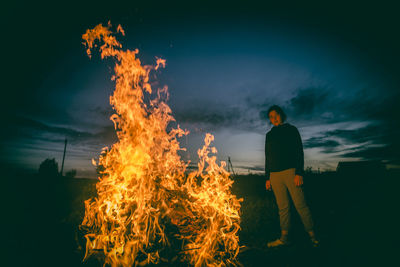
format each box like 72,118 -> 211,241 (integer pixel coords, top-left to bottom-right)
2,1 -> 400,178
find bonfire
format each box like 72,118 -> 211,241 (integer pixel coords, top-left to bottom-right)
80,22 -> 242,267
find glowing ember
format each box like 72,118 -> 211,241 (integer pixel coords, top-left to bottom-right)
81,22 -> 242,266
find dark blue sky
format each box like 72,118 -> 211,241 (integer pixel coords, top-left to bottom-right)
2,1 -> 399,177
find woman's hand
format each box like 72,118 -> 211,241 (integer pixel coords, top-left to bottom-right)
294,175 -> 303,187
265,180 -> 272,191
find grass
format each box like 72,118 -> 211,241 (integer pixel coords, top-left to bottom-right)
3,168 -> 400,266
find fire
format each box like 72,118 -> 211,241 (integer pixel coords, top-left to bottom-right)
81,23 -> 242,266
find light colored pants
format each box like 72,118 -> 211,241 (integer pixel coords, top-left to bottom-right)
270,168 -> 314,232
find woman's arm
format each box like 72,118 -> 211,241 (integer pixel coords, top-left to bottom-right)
265,133 -> 271,180
265,133 -> 272,190
293,126 -> 304,178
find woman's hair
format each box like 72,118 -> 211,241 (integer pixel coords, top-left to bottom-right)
267,105 -> 287,122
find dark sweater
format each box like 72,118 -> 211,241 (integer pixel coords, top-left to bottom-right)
265,123 -> 304,180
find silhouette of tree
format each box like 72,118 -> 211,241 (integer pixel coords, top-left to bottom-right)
305,166 -> 313,174
38,158 -> 59,178
65,169 -> 77,178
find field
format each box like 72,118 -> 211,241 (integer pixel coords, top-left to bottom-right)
3,168 -> 399,266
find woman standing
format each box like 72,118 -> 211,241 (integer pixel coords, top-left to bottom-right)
265,105 -> 319,247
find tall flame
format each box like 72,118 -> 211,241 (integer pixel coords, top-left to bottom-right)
81,23 -> 242,266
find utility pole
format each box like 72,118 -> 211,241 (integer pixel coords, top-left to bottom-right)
227,156 -> 236,176
60,138 -> 67,176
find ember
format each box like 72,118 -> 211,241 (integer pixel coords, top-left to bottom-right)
80,22 -> 242,266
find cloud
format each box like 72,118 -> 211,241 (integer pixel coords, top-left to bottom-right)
253,85 -> 399,127
287,87 -> 330,116
170,82 -> 400,169
3,116 -> 90,141
324,124 -> 382,144
172,102 -> 256,132
339,144 -> 397,162
252,86 -> 335,126
303,137 -> 341,152
90,106 -> 114,118
174,107 -> 240,125
307,122 -> 400,163
2,115 -> 117,151
0,115 -> 119,176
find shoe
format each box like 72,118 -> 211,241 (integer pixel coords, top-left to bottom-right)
267,238 -> 287,248
310,238 -> 320,248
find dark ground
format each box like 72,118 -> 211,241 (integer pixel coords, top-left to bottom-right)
2,167 -> 399,266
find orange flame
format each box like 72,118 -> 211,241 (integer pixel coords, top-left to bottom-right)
81,23 -> 242,266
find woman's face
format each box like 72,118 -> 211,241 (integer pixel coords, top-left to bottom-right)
268,110 -> 282,126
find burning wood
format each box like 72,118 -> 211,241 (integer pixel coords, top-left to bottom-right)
80,23 -> 242,266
